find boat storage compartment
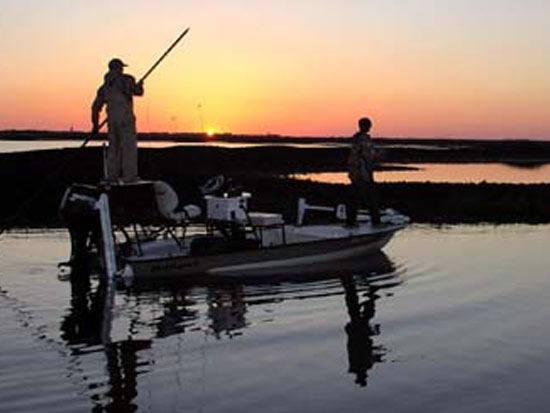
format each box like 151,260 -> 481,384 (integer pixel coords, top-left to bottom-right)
205,194 -> 250,221
204,194 -> 286,248
248,212 -> 285,247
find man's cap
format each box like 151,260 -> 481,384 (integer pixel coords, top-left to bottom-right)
108,58 -> 128,70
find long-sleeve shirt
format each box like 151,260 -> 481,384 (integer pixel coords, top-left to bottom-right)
348,132 -> 376,182
91,70 -> 144,126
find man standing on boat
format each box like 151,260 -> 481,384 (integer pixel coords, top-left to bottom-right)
91,58 -> 144,183
347,117 -> 381,226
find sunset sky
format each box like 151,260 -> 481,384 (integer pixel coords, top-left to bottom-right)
1,0 -> 549,139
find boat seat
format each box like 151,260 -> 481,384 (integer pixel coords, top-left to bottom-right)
247,212 -> 284,227
153,181 -> 201,223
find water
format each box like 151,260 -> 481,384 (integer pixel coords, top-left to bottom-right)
0,140 -> 342,153
1,225 -> 550,412
5,140 -> 550,185
294,163 -> 550,184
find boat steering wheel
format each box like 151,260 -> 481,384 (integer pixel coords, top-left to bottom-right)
201,175 -> 225,195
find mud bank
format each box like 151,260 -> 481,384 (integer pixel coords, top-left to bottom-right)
1,146 -> 550,228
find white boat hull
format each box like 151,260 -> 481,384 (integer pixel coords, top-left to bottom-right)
124,223 -> 404,281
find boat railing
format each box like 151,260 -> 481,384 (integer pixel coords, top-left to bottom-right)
297,198 -> 347,225
296,198 -> 404,225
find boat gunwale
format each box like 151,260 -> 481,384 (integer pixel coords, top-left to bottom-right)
125,223 -> 405,265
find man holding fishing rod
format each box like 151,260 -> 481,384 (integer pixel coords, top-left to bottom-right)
91,57 -> 144,183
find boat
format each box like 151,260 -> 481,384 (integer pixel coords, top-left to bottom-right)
58,178 -> 409,283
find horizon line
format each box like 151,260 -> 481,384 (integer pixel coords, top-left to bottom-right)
0,128 -> 549,143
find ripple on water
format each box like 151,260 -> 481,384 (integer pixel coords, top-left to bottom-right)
2,226 -> 550,412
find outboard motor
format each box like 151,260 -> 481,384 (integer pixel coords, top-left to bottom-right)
58,184 -> 102,265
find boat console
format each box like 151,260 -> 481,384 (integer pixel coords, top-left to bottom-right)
204,193 -> 286,248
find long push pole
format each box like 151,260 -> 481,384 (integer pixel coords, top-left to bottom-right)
0,28 -> 191,238
81,27 -> 190,148
139,27 -> 190,84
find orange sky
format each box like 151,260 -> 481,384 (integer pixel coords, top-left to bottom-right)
1,1 -> 549,139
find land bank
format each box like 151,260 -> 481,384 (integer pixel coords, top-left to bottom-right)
3,129 -> 550,163
2,142 -> 550,229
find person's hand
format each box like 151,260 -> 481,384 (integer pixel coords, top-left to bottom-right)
135,79 -> 144,95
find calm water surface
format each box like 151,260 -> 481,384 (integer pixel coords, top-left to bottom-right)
4,141 -> 550,184
294,163 -> 550,184
0,140 -> 340,153
1,226 -> 550,412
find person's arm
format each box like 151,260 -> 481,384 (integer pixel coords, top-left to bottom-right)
134,79 -> 144,96
348,134 -> 360,172
91,85 -> 105,132
124,74 -> 144,96
368,139 -> 379,166
362,135 -> 378,163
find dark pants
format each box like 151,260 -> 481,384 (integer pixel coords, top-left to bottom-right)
347,178 -> 381,225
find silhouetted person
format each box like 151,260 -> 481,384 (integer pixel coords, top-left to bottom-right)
92,58 -> 144,183
341,276 -> 383,387
347,117 -> 381,226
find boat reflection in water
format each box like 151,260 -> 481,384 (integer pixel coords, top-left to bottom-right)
60,262 -> 153,412
59,251 -> 402,410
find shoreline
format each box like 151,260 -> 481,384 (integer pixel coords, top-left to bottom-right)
2,145 -> 550,228
1,129 -> 550,143
3,130 -> 550,165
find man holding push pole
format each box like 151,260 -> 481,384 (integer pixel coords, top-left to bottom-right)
91,58 -> 144,183
88,28 -> 190,183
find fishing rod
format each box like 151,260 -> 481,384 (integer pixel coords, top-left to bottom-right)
81,27 -> 191,148
0,28 -> 191,238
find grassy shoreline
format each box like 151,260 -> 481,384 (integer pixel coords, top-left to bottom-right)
1,145 -> 550,228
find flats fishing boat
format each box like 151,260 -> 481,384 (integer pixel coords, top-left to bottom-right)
59,178 -> 408,282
